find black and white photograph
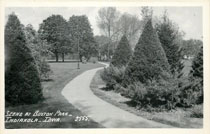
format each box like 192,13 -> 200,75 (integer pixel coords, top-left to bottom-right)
2,1 -> 208,131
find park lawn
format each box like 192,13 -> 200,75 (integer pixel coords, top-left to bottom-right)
5,62 -> 104,128
90,69 -> 203,128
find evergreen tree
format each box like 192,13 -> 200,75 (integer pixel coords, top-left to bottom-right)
5,13 -> 43,105
181,46 -> 203,106
156,12 -> 184,76
190,46 -> 203,79
190,46 -> 203,103
123,19 -> 170,85
111,35 -> 132,67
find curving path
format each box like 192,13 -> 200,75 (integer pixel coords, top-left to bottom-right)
61,62 -> 172,128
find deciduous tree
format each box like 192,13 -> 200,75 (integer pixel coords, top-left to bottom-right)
38,15 -> 70,62
68,15 -> 98,61
117,13 -> 142,48
97,7 -> 120,59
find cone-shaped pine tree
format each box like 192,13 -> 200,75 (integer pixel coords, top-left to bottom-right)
123,19 -> 170,85
5,13 -> 43,105
111,35 -> 132,67
156,13 -> 184,77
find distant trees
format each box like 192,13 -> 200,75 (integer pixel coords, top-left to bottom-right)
111,35 -> 132,67
181,39 -> 203,59
94,35 -> 110,60
38,14 -> 98,62
117,13 -> 142,48
38,15 -> 70,62
123,19 -> 170,85
5,13 -> 43,105
68,15 -> 98,61
156,11 -> 184,76
140,6 -> 153,26
97,7 -> 143,59
97,7 -> 120,59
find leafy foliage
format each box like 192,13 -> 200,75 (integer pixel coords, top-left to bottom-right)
5,13 -> 43,105
123,19 -> 170,85
189,105 -> 203,118
94,35 -> 111,60
189,46 -> 203,104
38,15 -> 70,62
68,15 -> 98,61
111,35 -> 132,67
176,47 -> 203,107
89,57 -> 98,63
98,10 -> 203,113
24,24 -> 52,80
100,65 -> 126,90
190,46 -> 203,80
181,39 -> 203,58
122,79 -> 181,111
179,78 -> 203,107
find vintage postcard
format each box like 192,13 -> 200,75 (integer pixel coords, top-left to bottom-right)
0,0 -> 210,134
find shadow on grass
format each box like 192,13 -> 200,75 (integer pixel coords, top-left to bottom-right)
100,86 -> 113,91
41,78 -> 54,82
5,62 -> 105,128
47,60 -> 78,63
124,100 -> 138,108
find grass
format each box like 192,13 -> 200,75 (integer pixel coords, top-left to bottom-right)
90,69 -> 203,128
5,62 -> 104,128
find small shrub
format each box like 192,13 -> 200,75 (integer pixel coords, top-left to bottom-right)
189,105 -> 203,118
100,65 -> 126,90
178,78 -> 203,107
89,57 -> 98,64
39,58 -> 53,80
127,82 -> 147,103
123,79 -> 181,111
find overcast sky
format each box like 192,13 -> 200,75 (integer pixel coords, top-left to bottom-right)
5,7 -> 202,40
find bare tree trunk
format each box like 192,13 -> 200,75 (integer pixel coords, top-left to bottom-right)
55,51 -> 58,62
62,53 -> 64,62
108,24 -> 111,61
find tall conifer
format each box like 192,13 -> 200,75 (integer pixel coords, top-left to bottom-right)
123,19 -> 170,85
5,13 -> 43,105
111,35 -> 132,67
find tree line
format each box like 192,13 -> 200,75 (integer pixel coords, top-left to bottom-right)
95,7 -> 202,62
39,14 -> 98,62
